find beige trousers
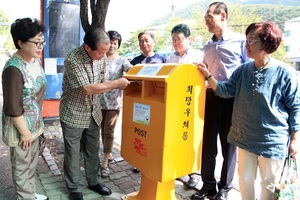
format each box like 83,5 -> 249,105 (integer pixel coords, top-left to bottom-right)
10,138 -> 39,200
238,148 -> 284,200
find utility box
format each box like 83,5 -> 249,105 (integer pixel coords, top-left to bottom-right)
121,63 -> 206,200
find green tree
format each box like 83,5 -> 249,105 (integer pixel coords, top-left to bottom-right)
228,4 -> 262,34
0,10 -> 13,53
250,5 -> 300,30
120,1 -> 299,64
272,42 -> 291,64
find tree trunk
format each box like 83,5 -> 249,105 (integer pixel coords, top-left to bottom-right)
80,0 -> 110,32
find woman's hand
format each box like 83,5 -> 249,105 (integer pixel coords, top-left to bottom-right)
19,131 -> 32,149
11,116 -> 32,149
290,132 -> 299,159
194,62 -> 218,90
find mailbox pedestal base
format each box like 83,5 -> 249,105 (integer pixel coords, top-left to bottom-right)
121,173 -> 176,200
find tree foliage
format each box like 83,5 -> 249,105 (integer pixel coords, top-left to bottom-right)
119,2 -> 300,64
0,10 -> 14,53
228,4 -> 262,34
1,0 -> 300,63
119,2 -> 262,54
244,5 -> 300,30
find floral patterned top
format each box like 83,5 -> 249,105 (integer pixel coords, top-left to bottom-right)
100,56 -> 132,110
2,54 -> 47,144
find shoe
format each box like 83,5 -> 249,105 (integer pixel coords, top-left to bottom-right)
190,188 -> 217,200
132,167 -> 140,173
186,176 -> 198,188
35,193 -> 48,200
88,183 -> 112,196
108,157 -> 114,162
101,167 -> 110,178
215,191 -> 228,200
69,192 -> 83,200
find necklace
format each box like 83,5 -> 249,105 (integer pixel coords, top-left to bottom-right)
255,57 -> 271,71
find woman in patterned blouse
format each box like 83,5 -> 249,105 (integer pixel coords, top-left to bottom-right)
99,30 -> 132,178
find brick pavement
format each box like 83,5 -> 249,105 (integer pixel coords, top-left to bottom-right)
36,119 -> 242,200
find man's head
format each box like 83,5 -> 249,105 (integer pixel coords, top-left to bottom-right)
170,24 -> 191,55
204,2 -> 228,34
84,28 -> 110,60
137,30 -> 156,55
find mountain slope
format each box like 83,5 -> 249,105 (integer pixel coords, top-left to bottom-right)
150,1 -> 300,31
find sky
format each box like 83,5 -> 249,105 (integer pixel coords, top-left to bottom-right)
0,0 -> 200,40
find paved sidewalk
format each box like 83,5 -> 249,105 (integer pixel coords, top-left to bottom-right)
35,118 -> 242,200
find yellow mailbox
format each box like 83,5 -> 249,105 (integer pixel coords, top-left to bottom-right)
121,63 -> 206,200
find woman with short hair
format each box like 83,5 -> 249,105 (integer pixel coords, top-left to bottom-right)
2,17 -> 48,200
195,21 -> 300,200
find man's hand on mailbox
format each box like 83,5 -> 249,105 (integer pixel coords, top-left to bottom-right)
115,78 -> 131,90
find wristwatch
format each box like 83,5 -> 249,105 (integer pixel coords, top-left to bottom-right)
205,74 -> 212,81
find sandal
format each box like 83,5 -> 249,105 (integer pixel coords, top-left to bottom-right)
101,167 -> 110,178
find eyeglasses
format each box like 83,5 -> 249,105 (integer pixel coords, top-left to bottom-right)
246,39 -> 260,45
27,40 -> 46,47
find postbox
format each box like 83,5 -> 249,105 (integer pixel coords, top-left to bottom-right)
121,63 -> 206,200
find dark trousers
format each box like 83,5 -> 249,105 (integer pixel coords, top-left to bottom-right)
61,119 -> 100,192
201,89 -> 237,193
